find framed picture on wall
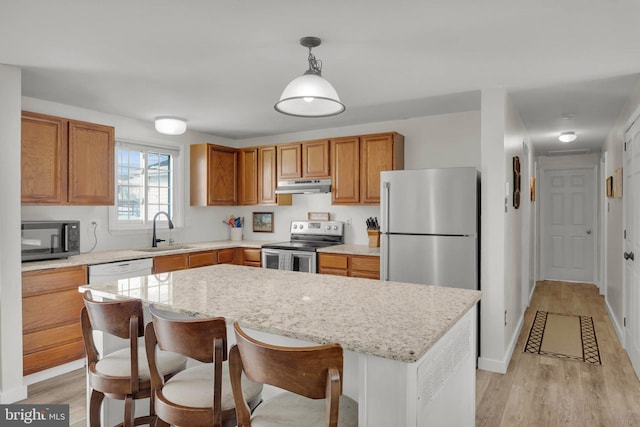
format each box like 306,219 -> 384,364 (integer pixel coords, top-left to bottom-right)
253,212 -> 274,232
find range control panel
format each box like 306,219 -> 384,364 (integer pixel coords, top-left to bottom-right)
290,220 -> 344,237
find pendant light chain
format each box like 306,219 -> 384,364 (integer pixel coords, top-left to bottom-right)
307,46 -> 322,76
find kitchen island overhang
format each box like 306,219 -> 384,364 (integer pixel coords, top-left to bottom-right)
81,264 -> 481,426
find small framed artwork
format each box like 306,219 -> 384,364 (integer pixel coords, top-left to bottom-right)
513,156 -> 521,209
308,212 -> 330,221
614,167 -> 623,198
530,176 -> 536,202
606,176 -> 613,198
252,212 -> 274,233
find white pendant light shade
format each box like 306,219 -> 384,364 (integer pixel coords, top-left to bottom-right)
275,36 -> 345,118
275,74 -> 345,117
155,117 -> 187,135
558,131 -> 577,143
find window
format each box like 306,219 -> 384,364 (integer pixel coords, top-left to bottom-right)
111,141 -> 181,229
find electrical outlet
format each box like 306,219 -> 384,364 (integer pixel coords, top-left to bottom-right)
89,218 -> 101,230
346,218 -> 352,227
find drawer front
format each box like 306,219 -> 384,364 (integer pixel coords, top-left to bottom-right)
319,267 -> 349,277
22,265 -> 87,297
23,339 -> 85,376
318,253 -> 348,269
243,248 -> 261,263
244,261 -> 261,268
218,248 -> 236,264
189,251 -> 217,268
349,270 -> 380,280
23,322 -> 83,356
153,254 -> 189,273
351,255 -> 380,273
23,289 -> 84,333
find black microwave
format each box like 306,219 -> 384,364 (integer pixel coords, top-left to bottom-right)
21,220 -> 80,262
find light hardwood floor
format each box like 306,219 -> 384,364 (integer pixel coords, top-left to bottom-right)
17,280 -> 640,426
477,280 -> 640,426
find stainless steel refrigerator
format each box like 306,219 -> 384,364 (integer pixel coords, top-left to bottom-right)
380,167 -> 479,290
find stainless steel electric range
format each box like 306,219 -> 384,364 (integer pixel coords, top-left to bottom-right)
261,220 -> 344,273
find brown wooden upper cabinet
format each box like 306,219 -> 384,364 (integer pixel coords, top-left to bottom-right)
237,145 -> 292,206
238,147 -> 258,206
277,139 -> 330,180
190,143 -> 238,206
258,146 -> 277,205
21,111 -> 115,205
332,132 -> 404,205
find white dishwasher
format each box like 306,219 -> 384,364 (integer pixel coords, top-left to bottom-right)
88,258 -> 153,284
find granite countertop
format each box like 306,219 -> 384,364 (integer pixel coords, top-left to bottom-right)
81,264 -> 480,363
317,244 -> 380,256
21,240 -> 272,272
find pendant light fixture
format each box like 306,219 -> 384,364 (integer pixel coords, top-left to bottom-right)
275,36 -> 345,117
155,116 -> 187,135
558,131 -> 577,143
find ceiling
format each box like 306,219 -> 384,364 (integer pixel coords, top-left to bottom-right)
2,1 -> 640,154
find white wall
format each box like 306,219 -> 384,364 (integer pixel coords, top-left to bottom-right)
603,77 -> 640,337
0,65 -> 28,403
476,90 -> 530,373
22,102 -> 481,248
478,88 -> 507,372
503,95 -> 527,357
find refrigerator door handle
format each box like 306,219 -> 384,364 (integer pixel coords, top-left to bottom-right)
381,232 -> 389,281
381,181 -> 390,234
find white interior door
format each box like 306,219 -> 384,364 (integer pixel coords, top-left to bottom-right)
541,167 -> 595,282
624,119 -> 640,376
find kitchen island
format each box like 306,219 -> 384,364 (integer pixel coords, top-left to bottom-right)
82,264 -> 481,426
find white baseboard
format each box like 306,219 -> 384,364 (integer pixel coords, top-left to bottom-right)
528,281 -> 537,304
23,359 -> 86,386
477,356 -> 507,374
0,384 -> 28,404
605,299 -> 625,348
478,308 -> 526,374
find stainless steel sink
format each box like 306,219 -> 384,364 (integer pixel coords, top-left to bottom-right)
134,245 -> 192,253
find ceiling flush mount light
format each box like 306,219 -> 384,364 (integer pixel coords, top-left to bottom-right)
274,36 -> 345,117
558,131 -> 577,143
154,117 -> 187,135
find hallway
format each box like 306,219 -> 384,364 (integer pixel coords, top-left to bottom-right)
476,281 -> 640,426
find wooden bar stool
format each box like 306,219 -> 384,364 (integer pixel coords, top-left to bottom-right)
229,322 -> 358,427
145,304 -> 263,427
81,291 -> 187,427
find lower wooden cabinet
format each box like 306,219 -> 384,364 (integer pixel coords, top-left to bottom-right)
153,253 -> 189,274
22,265 -> 88,376
242,248 -> 262,267
153,248 -> 249,273
217,248 -> 237,264
188,251 -> 218,268
318,253 -> 380,279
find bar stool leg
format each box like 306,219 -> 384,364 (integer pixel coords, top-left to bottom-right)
89,389 -> 104,427
124,396 -> 134,427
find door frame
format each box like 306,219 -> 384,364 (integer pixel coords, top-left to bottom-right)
538,161 -> 599,283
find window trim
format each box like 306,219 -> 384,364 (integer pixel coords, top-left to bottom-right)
108,139 -> 184,231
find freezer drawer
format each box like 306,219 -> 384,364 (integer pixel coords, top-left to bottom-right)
381,234 -> 478,290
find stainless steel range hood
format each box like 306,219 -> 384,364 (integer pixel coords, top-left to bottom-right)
274,178 -> 331,194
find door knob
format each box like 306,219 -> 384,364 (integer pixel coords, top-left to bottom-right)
630,252 -> 635,261
586,229 -> 592,235
625,252 -> 635,260
624,252 -> 629,260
